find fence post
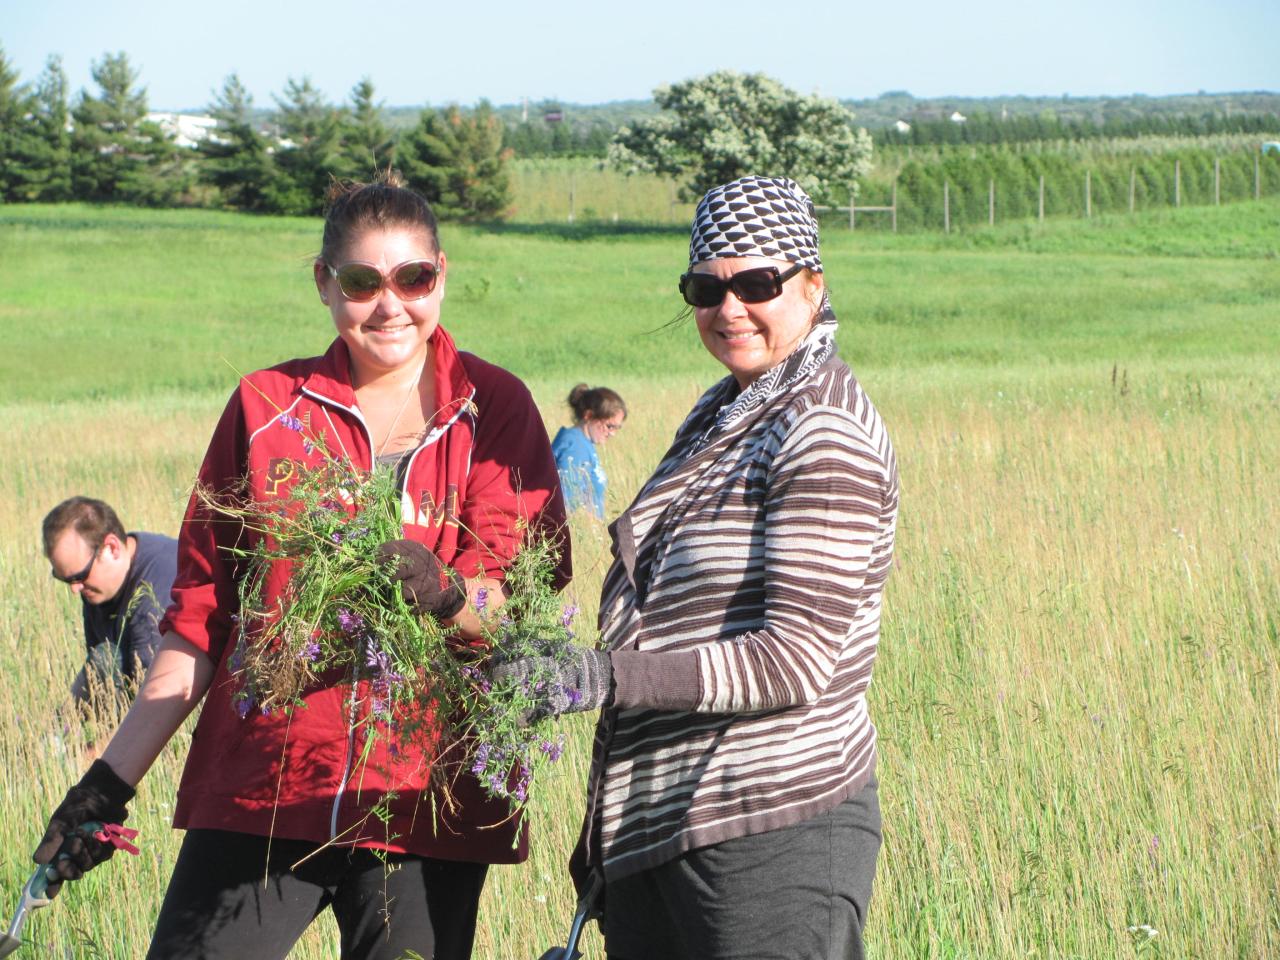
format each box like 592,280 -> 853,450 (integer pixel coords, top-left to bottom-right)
1129,167 -> 1136,214
1174,159 -> 1181,208
891,179 -> 898,233
988,179 -> 995,226
944,180 -> 950,234
1214,158 -> 1220,205
1085,170 -> 1092,219
1038,175 -> 1045,222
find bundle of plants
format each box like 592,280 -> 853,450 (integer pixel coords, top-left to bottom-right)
208,439 -> 577,833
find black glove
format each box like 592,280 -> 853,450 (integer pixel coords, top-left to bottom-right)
377,539 -> 466,620
491,647 -> 613,726
33,759 -> 135,897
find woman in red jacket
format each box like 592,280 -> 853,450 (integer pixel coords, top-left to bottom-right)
34,172 -> 569,960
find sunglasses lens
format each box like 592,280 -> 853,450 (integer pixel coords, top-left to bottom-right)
682,274 -> 727,308
335,263 -> 383,301
393,261 -> 438,299
731,268 -> 783,303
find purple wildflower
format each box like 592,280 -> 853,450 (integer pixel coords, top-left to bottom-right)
235,696 -> 253,720
337,608 -> 365,636
370,697 -> 386,716
471,743 -> 492,776
488,773 -> 506,796
560,604 -> 578,629
539,738 -> 565,762
330,531 -> 344,545
474,587 -> 489,613
300,641 -> 321,663
278,413 -> 303,432
563,686 -> 583,706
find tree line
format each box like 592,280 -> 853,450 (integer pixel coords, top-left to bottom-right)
879,110 -> 1280,147
3,46 -> 1275,225
0,53 -> 874,217
0,49 -> 513,218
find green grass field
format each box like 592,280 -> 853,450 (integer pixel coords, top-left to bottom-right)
0,200 -> 1277,958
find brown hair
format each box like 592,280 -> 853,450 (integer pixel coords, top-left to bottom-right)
567,384 -> 627,423
42,497 -> 126,557
320,169 -> 440,263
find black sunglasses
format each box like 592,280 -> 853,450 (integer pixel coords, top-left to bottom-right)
325,258 -> 440,303
678,263 -> 805,308
51,545 -> 100,585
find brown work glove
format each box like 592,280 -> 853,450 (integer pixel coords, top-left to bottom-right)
377,539 -> 467,620
33,759 -> 135,898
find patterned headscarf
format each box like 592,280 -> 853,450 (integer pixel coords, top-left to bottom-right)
688,175 -> 823,273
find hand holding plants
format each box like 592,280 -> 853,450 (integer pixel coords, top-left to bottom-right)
491,647 -> 613,725
376,538 -> 466,619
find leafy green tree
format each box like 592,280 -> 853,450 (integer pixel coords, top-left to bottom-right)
399,100 -> 511,220
272,76 -> 345,214
70,52 -> 182,204
338,77 -> 394,179
199,74 -> 281,212
608,70 -> 874,203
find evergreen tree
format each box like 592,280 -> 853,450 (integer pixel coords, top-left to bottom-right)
399,100 -> 511,221
199,74 -> 280,212
338,77 -> 394,179
70,52 -> 181,204
272,76 -> 345,214
30,56 -> 73,201
0,45 -> 36,201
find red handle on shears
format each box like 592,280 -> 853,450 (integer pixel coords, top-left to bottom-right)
91,823 -> 140,856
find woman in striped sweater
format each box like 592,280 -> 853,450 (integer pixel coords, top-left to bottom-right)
497,175 -> 899,959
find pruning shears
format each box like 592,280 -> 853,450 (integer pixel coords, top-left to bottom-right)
0,822 -> 139,958
537,871 -> 603,960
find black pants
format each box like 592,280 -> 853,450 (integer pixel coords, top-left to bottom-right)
146,829 -> 488,960
604,777 -> 881,960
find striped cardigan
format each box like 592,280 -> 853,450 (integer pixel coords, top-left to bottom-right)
580,316 -> 899,880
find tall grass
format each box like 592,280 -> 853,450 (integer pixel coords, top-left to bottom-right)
0,203 -> 1276,957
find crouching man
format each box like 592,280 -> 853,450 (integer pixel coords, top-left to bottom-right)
42,497 -> 177,703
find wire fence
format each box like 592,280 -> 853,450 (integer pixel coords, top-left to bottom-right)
508,148 -> 1280,232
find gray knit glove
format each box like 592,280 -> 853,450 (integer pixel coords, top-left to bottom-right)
491,647 -> 613,726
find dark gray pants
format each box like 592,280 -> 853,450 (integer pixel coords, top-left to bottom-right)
146,829 -> 488,960
604,777 -> 881,960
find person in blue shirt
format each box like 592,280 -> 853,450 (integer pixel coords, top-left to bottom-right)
551,383 -> 626,519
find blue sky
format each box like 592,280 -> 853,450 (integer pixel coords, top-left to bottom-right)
4,0 -> 1277,112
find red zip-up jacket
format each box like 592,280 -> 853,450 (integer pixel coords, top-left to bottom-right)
159,328 -> 570,862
